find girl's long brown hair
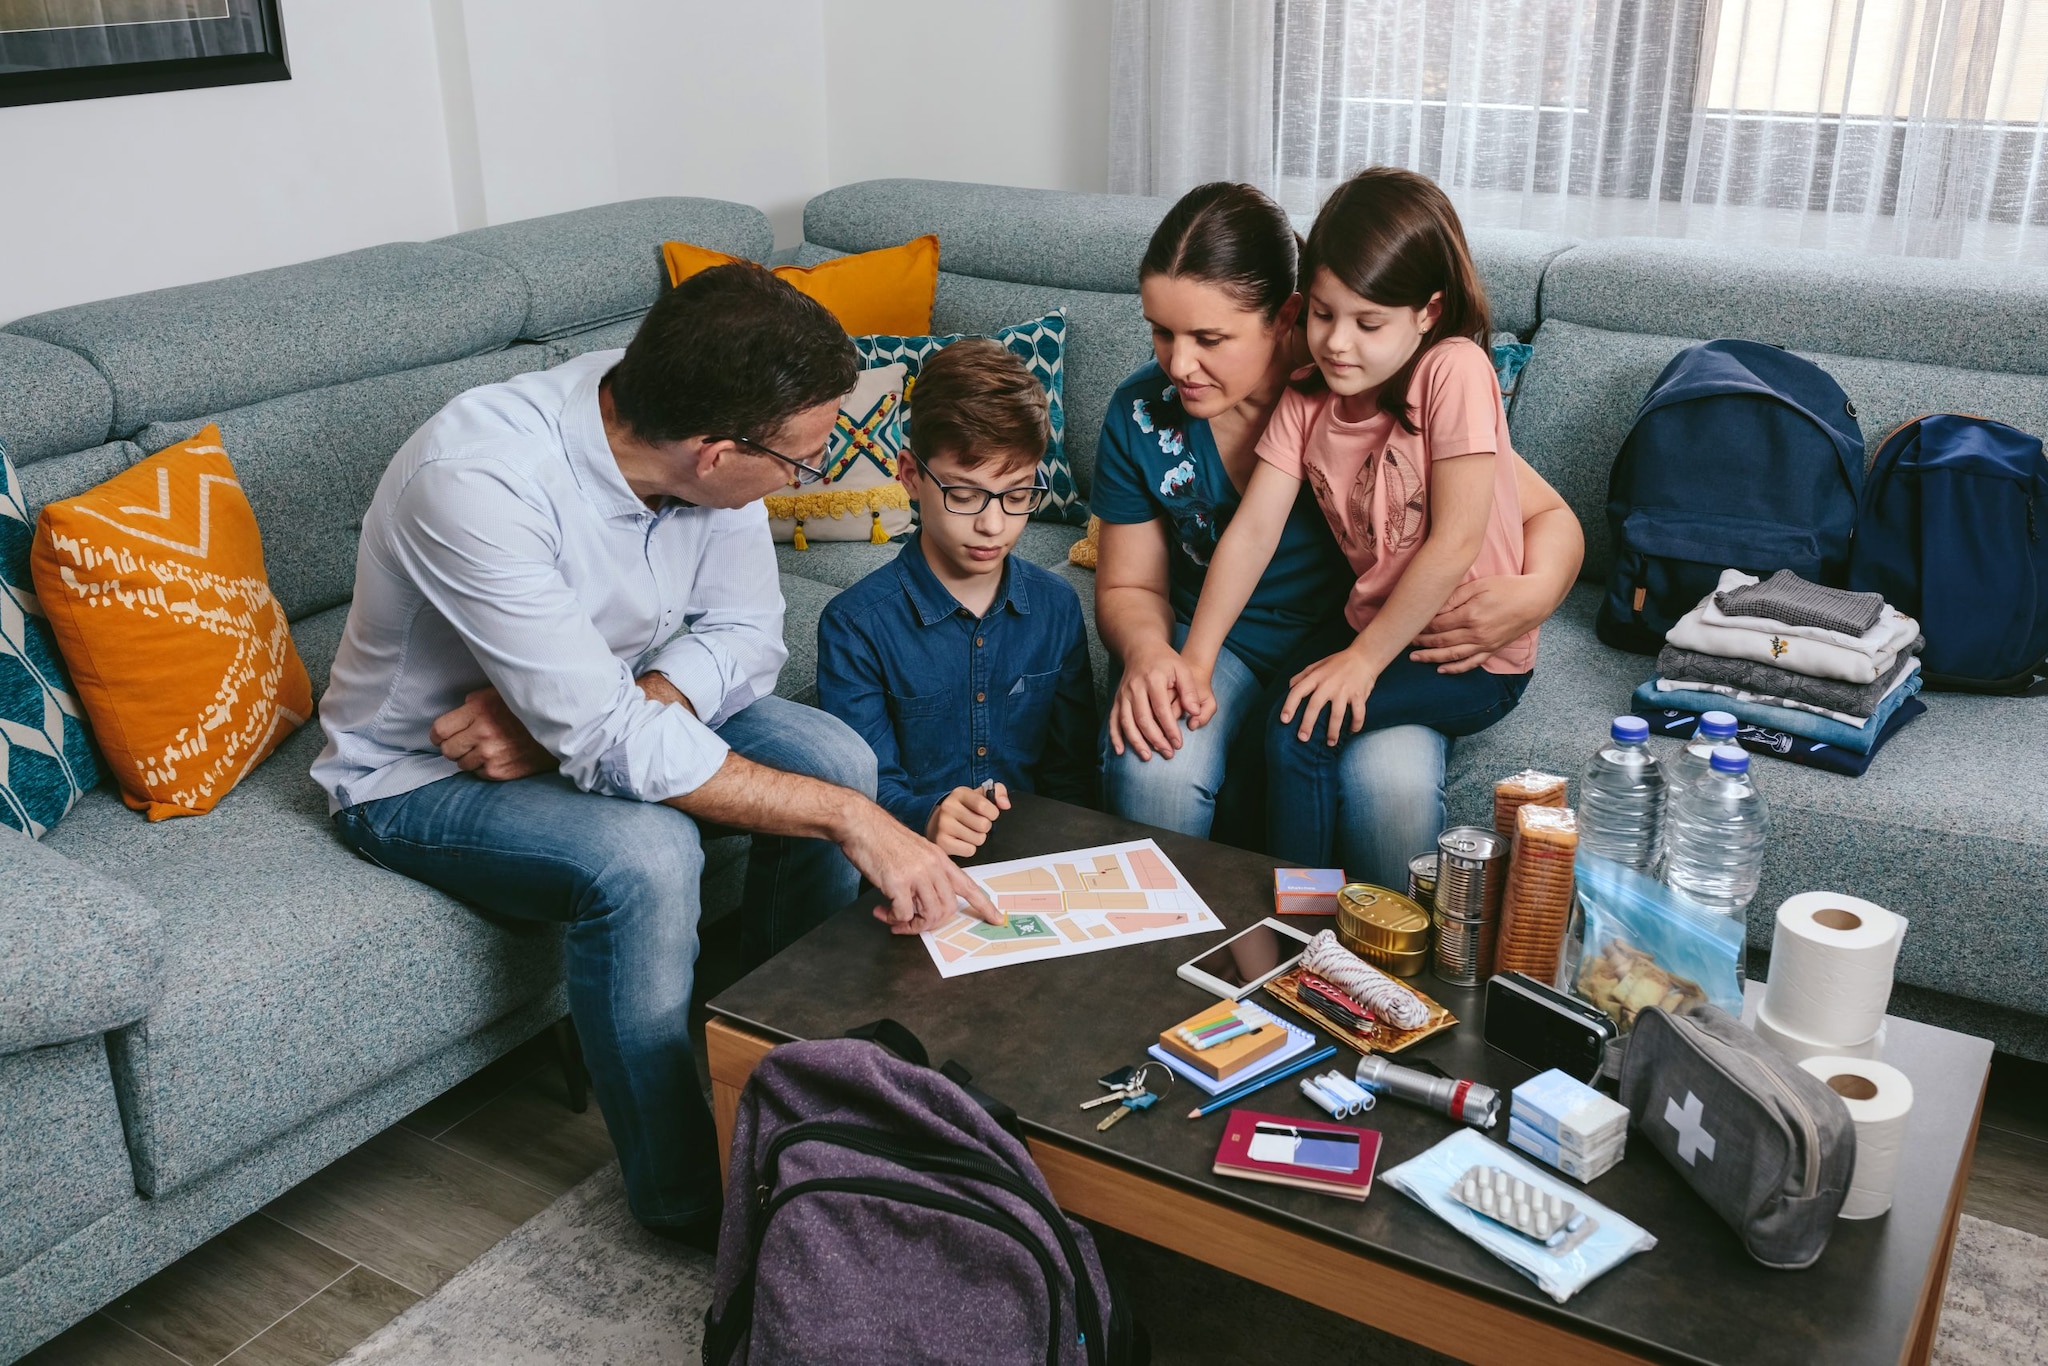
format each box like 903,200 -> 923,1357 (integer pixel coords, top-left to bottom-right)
1299,167 -> 1492,434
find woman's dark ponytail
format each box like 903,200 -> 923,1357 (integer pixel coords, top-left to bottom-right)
1139,182 -> 1299,321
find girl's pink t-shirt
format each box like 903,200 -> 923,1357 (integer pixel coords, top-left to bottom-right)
1256,337 -> 1537,675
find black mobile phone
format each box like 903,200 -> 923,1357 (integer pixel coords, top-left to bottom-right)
1483,972 -> 1616,1083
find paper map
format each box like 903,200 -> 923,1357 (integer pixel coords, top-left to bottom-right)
922,838 -> 1223,978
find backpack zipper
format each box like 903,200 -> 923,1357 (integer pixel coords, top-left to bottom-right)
765,1175 -> 1064,1366
762,1121 -> 1109,1366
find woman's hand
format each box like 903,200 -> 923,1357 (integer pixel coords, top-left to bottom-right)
1281,643 -> 1382,746
1107,641 -> 1201,760
1410,573 -> 1555,674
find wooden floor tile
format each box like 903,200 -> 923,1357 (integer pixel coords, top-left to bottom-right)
262,1126 -> 553,1296
218,1267 -> 417,1366
434,1069 -> 617,1199
398,1029 -> 557,1139
1963,1124 -> 2048,1240
103,1216 -> 353,1366
16,1313 -> 188,1366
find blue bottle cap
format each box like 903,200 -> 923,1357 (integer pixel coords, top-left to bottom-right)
1710,746 -> 1749,774
1701,710 -> 1738,738
1611,716 -> 1649,742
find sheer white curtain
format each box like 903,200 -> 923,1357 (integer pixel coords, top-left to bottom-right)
1110,0 -> 2048,262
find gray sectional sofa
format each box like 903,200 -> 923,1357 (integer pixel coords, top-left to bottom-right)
2,178 -> 2042,1360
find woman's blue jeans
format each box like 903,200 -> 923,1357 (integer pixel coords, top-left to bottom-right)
330,695 -> 874,1233
1266,654 -> 1530,876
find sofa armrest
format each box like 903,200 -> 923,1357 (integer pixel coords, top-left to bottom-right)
0,827 -> 162,1053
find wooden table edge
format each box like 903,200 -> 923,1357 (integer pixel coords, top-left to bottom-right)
1900,1069 -> 1985,1366
706,1015 -> 1665,1366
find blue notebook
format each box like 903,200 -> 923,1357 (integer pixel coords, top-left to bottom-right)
1149,1003 -> 1319,1097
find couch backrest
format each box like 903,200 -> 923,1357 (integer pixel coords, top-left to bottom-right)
1510,237 -> 2048,581
2,197 -> 774,621
800,179 -> 1574,500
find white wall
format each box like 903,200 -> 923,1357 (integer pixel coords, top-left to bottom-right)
0,0 -> 460,322
822,0 -> 1112,195
0,0 -> 1112,322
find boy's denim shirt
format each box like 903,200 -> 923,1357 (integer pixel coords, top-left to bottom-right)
816,533 -> 1099,833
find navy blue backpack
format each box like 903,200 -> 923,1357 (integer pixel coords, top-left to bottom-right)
1597,340 -> 1866,655
1849,414 -> 2048,692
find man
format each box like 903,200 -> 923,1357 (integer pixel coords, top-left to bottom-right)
313,263 -> 1000,1248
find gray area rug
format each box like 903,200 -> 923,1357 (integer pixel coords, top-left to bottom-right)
340,1163 -> 2046,1365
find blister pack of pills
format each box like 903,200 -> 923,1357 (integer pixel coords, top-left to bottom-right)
1448,1165 -> 1597,1254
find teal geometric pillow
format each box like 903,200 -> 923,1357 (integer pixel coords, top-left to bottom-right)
1491,335 -> 1535,403
853,311 -> 1086,526
0,441 -> 98,836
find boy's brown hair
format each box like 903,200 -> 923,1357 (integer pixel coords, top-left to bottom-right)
905,338 -> 1049,473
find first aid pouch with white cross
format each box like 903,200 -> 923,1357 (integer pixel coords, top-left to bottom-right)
1619,1005 -> 1857,1268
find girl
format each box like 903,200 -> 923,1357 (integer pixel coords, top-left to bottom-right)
1095,179 -> 1579,880
1180,169 -> 1541,867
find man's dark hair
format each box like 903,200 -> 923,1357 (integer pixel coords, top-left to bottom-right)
607,262 -> 857,445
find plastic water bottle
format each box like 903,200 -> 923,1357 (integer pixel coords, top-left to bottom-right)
1669,711 -> 1740,797
1578,716 -> 1667,871
1664,747 -> 1771,915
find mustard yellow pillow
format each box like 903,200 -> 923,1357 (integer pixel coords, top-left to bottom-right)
30,426 -> 312,820
661,234 -> 939,336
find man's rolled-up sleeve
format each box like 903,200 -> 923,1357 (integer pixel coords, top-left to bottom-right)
642,504 -> 787,727
385,458 -> 730,801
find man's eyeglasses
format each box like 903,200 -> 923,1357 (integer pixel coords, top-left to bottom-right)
723,434 -> 827,485
925,472 -> 1050,517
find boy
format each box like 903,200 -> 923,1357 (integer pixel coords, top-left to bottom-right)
818,338 -> 1099,856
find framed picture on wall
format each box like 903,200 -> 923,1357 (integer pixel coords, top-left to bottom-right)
0,0 -> 287,107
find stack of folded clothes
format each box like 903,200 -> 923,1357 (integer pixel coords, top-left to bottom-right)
1630,569 -> 1927,776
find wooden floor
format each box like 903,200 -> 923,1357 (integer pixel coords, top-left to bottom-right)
22,1017 -> 2048,1366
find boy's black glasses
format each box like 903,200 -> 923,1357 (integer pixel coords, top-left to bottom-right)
724,434 -> 827,485
926,473 -> 1050,517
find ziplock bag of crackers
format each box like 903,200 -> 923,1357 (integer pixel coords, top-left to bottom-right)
1567,852 -> 1743,1038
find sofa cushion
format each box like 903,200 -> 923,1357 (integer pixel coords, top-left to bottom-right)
1542,236 -> 2048,377
16,442 -> 139,521
41,605 -> 564,1195
0,1038 -> 134,1278
1446,584 -> 2048,1020
0,827 -> 160,1052
1510,319 -> 2048,582
547,313 -> 645,365
6,244 -> 530,438
0,332 -> 113,465
444,197 -> 773,341
136,345 -> 555,623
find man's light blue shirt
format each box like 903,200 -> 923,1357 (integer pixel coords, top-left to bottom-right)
311,350 -> 785,813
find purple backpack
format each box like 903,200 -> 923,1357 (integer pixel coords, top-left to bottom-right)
705,1021 -> 1143,1366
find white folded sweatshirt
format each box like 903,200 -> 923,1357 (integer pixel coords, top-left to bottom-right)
1666,570 -> 1920,684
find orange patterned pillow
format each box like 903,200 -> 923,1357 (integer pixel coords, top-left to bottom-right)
661,234 -> 939,336
30,426 -> 311,820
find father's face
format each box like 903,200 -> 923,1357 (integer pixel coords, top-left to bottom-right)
691,398 -> 842,510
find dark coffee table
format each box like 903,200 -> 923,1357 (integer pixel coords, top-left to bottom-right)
706,796 -> 1989,1366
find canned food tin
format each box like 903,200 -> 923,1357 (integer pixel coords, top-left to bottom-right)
1337,933 -> 1430,979
1407,853 -> 1439,909
1430,902 -> 1498,987
1435,826 -> 1509,922
1335,883 -> 1431,955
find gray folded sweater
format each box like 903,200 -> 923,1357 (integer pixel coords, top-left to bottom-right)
1656,640 -> 1920,718
1713,569 -> 1885,636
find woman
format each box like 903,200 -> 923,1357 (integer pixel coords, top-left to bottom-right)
1090,181 -> 1583,885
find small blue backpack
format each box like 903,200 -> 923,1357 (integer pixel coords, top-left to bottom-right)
1849,414 -> 2048,692
1597,340 -> 1866,654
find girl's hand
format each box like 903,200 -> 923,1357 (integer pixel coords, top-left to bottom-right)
1108,642 -> 1199,761
1182,658 -> 1218,729
1281,645 -> 1381,745
1409,573 -> 1552,674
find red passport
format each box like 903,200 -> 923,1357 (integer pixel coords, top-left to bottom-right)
1212,1109 -> 1381,1200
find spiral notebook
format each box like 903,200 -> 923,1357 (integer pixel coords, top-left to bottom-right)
1148,1002 -> 1318,1097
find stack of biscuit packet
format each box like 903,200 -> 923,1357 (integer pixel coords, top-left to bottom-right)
1493,769 -> 1567,837
1496,805 -> 1579,978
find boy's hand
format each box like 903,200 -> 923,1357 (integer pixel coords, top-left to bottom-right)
924,783 -> 1012,857
1281,645 -> 1381,746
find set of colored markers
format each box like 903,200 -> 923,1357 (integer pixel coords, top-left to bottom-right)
1173,1012 -> 1259,1052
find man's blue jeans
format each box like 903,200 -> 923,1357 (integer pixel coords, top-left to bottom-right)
330,695 -> 875,1232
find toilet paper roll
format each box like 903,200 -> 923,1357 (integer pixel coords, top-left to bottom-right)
1763,892 -> 1906,1046
1753,1007 -> 1886,1064
1799,1056 -> 1913,1220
